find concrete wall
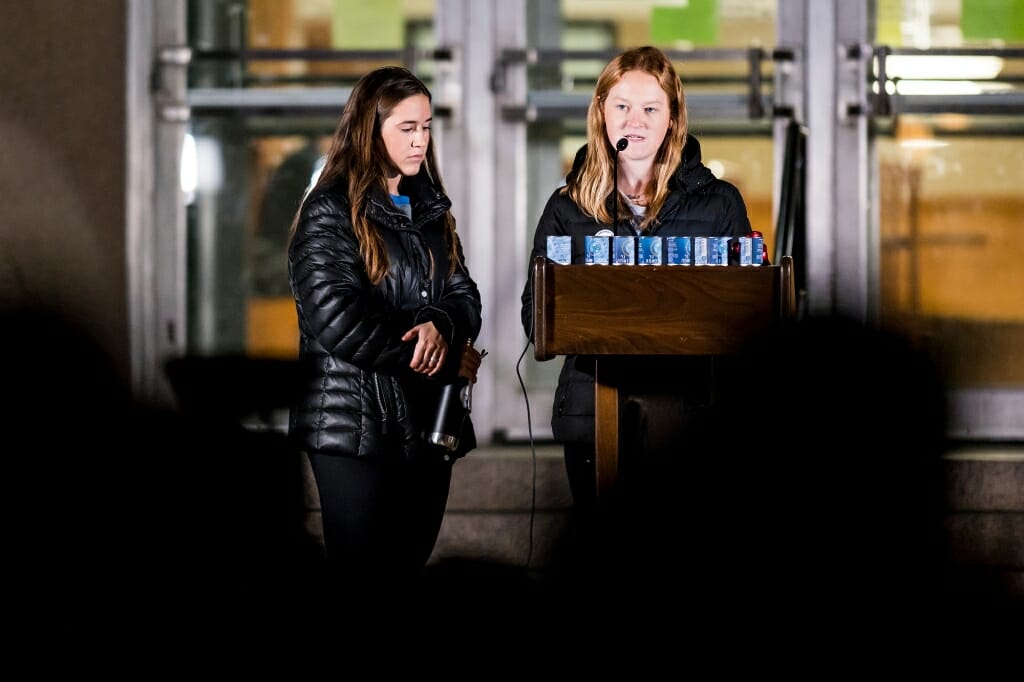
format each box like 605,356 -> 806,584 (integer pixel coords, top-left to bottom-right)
0,1 -> 129,379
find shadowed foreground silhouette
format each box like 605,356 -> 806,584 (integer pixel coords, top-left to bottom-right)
4,308 -> 1017,663
531,315 -> 1021,648
1,306 -> 319,649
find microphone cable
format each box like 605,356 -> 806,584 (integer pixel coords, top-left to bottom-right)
514,320 -> 538,572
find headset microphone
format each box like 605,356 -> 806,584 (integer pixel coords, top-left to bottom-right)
613,138 -> 628,229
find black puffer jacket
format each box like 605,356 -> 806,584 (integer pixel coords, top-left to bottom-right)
288,170 -> 482,460
520,134 -> 751,443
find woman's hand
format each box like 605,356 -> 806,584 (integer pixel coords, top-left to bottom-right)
458,345 -> 484,384
403,322 -> 447,377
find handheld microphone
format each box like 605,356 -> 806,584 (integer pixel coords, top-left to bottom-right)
612,137 -> 628,229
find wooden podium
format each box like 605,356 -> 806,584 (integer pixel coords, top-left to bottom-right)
532,254 -> 796,497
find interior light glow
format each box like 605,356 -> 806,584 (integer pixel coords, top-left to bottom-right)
181,133 -> 197,196
181,133 -> 224,204
896,80 -> 982,96
885,55 -> 1004,80
194,136 -> 224,193
898,138 -> 948,150
894,80 -> 1014,96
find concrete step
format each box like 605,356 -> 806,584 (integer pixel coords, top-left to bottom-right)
430,444 -> 572,569
303,442 -> 1023,608
430,443 -> 1024,604
941,447 -> 1024,606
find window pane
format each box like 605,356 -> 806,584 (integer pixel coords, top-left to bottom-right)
875,2 -> 1024,392
185,0 -> 436,357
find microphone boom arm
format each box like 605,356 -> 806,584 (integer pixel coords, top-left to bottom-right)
612,137 -> 628,230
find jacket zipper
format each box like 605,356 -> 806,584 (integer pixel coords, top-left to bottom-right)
373,372 -> 390,435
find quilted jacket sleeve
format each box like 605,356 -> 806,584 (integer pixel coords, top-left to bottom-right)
413,232 -> 482,352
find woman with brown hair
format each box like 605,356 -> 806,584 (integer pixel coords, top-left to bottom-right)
288,66 -> 483,588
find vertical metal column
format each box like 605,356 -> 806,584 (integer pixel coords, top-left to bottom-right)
801,0 -> 872,321
834,1 -> 873,322
127,0 -> 188,408
436,0 -> 508,442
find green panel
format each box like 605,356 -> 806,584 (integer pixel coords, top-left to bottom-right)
650,1 -> 719,46
876,0 -> 905,45
962,0 -> 1024,42
332,0 -> 404,49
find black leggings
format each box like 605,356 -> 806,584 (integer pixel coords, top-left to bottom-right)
307,451 -> 452,584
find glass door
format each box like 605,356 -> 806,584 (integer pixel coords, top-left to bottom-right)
180,0 -> 442,427
870,1 -> 1024,439
185,0 -> 441,359
768,0 -> 1022,442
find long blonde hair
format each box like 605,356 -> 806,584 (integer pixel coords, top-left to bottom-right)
566,46 -> 688,229
289,66 -> 459,284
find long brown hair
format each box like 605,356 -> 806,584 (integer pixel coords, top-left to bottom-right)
290,66 -> 459,284
566,46 -> 688,229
